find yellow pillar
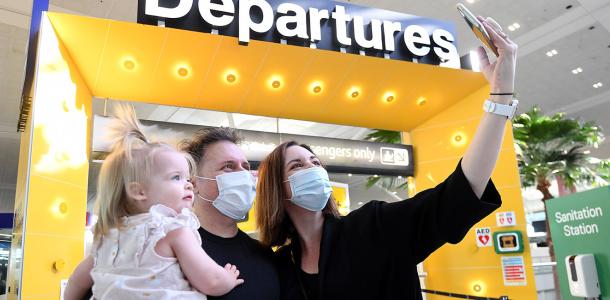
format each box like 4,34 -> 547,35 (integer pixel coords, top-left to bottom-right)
410,87 -> 537,299
8,14 -> 92,299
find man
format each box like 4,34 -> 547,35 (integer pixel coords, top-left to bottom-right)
77,127 -> 279,300
181,127 -> 280,300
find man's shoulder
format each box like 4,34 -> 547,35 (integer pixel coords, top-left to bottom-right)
237,231 -> 273,254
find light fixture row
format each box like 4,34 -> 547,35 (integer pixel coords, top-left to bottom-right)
507,23 -> 521,31
121,57 -> 428,105
569,68 -> 604,89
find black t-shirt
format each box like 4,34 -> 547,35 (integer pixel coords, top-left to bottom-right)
299,269 -> 319,300
198,227 -> 281,300
275,161 -> 502,300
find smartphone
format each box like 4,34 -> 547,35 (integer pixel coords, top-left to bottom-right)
456,3 -> 498,56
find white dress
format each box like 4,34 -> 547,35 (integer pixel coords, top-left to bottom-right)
90,204 -> 207,300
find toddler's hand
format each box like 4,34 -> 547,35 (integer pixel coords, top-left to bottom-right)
224,263 -> 244,287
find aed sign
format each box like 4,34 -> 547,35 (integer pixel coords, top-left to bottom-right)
137,0 -> 460,67
493,231 -> 524,254
475,227 -> 492,247
496,211 -> 517,227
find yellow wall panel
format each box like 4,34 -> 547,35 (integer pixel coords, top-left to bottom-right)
20,234 -> 84,299
411,86 -> 536,299
148,27 -> 221,104
197,36 -> 271,113
9,14 -> 93,299
94,21 -> 167,101
48,13 -> 488,132
45,13 -> 108,92
24,175 -> 87,237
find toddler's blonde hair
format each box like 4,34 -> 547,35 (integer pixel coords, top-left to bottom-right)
93,104 -> 194,240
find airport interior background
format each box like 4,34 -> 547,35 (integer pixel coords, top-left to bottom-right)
1,0 -> 609,299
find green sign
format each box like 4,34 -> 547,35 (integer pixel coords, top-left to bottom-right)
493,231 -> 524,254
547,186 -> 610,299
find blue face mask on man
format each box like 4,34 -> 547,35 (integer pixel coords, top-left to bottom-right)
285,167 -> 332,211
195,170 -> 256,220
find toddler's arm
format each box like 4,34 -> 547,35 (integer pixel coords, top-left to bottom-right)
64,255 -> 94,300
164,227 -> 244,296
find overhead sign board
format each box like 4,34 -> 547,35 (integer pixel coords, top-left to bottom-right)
137,0 -> 460,67
92,115 -> 414,176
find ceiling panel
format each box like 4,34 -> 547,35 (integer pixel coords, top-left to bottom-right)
516,22 -> 610,111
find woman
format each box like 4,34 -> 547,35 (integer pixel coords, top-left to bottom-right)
255,16 -> 517,300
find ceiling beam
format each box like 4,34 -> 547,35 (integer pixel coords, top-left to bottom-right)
514,6 -> 597,58
549,89 -> 610,115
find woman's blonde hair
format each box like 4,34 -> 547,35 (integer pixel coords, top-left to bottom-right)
93,104 -> 194,240
256,141 -> 340,248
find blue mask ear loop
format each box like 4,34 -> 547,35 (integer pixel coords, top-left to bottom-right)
193,175 -> 216,203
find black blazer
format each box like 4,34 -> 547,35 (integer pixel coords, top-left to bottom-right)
275,160 -> 502,300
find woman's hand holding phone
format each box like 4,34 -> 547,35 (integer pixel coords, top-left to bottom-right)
475,16 -> 518,105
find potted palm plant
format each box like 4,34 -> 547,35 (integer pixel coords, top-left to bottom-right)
512,105 -> 607,294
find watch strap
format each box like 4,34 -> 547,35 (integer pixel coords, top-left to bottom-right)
483,99 -> 519,120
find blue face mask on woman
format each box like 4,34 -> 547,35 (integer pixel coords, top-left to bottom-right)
285,167 -> 332,211
195,170 -> 256,220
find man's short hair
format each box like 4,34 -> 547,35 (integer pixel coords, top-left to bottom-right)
179,127 -> 242,166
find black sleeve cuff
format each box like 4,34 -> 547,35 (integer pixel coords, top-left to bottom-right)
441,159 -> 502,243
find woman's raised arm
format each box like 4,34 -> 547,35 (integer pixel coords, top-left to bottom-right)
462,16 -> 518,198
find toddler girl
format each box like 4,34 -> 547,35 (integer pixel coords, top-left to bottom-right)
65,106 -> 243,299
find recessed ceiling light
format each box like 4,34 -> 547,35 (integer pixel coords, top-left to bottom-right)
466,0 -> 475,3
347,87 -> 361,99
593,82 -> 603,88
546,49 -> 558,57
310,81 -> 323,94
383,92 -> 396,103
416,97 -> 427,106
513,23 -> 521,29
268,76 -> 283,89
508,25 -> 515,31
121,57 -> 137,71
176,66 -> 190,77
572,67 -> 583,74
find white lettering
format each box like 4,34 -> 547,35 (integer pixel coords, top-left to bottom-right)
432,29 -> 460,68
331,5 -> 352,47
198,0 -> 234,28
146,0 -> 193,19
238,0 -> 274,44
352,17 -> 383,50
143,0 -> 460,66
308,8 -> 329,43
403,25 -> 430,57
276,3 -> 308,40
555,206 -> 604,223
382,20 -> 402,52
563,223 -> 599,237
